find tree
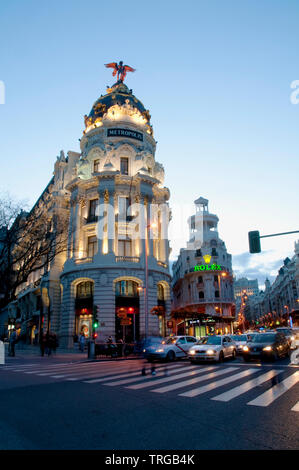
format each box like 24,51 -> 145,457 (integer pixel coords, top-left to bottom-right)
0,193 -> 69,309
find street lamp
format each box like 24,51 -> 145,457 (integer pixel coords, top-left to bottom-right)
144,221 -> 157,339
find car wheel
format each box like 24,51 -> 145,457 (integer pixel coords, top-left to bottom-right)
167,350 -> 176,362
231,349 -> 236,360
218,351 -> 224,363
272,351 -> 279,361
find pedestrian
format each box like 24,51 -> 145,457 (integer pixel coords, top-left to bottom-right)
46,332 -> 53,356
9,329 -> 17,357
79,333 -> 85,352
40,333 -> 47,357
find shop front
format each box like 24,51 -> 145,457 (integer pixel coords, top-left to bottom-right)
75,281 -> 94,339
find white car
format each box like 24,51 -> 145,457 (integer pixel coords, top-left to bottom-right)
228,334 -> 255,354
144,335 -> 198,362
188,335 -> 237,363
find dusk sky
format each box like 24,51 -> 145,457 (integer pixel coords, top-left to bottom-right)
1,0 -> 299,288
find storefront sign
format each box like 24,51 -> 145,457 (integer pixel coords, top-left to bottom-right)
194,264 -> 222,271
107,128 -> 143,141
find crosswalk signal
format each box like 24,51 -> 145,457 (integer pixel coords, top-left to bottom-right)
248,231 -> 261,253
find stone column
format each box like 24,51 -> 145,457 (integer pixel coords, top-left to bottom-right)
59,278 -> 75,349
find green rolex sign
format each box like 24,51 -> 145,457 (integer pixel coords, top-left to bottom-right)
194,264 -> 221,271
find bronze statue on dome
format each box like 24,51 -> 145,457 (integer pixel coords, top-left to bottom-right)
105,61 -> 135,83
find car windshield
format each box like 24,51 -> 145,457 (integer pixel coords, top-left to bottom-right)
252,334 -> 276,343
165,337 -> 178,344
198,336 -> 222,345
230,335 -> 247,341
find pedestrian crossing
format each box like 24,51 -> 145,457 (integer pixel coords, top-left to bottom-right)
1,360 -> 298,412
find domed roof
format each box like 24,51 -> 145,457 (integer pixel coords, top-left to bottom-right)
85,82 -> 151,128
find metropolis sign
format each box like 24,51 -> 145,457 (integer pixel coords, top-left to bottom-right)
107,128 -> 143,141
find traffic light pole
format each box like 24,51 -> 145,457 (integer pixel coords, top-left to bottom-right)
260,230 -> 299,239
249,229 -> 299,253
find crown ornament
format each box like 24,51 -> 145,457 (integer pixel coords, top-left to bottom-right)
203,254 -> 212,264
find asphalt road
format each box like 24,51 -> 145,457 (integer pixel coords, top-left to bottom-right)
0,353 -> 298,450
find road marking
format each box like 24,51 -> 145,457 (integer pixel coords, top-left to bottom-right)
247,371 -> 299,407
151,367 -> 238,393
179,368 -> 260,397
127,366 -> 216,390
84,364 -> 186,384
211,369 -> 283,402
103,365 -> 196,386
291,401 -> 299,412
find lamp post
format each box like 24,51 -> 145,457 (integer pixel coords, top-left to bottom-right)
143,221 -> 157,339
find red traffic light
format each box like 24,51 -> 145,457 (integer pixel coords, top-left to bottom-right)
93,332 -> 98,339
127,307 -> 135,314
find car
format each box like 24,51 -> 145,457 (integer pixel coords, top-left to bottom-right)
228,334 -> 255,354
275,327 -> 297,349
143,335 -> 198,362
290,328 -> 299,349
242,332 -> 290,362
188,335 -> 237,363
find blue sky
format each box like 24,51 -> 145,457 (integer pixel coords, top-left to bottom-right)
0,0 -> 298,288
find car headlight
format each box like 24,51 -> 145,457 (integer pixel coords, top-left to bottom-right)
143,349 -> 146,353
291,336 -> 295,341
189,350 -> 196,355
206,349 -> 215,355
243,346 -> 249,352
263,346 -> 272,351
239,345 -> 244,349
156,348 -> 164,353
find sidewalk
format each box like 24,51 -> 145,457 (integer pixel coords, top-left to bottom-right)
3,343 -> 141,364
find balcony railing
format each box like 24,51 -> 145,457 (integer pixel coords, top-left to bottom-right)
116,256 -> 140,263
157,261 -> 168,268
75,257 -> 93,264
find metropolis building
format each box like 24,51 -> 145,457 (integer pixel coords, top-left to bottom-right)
1,77 -> 172,348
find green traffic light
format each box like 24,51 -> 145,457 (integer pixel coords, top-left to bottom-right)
93,322 -> 99,328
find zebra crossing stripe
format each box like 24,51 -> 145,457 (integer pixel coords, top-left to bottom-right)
84,363 -> 185,384
211,369 -> 283,402
150,367 -> 238,393
127,366 -> 216,390
291,401 -> 299,412
103,365 -> 197,386
247,371 -> 299,407
179,368 -> 259,397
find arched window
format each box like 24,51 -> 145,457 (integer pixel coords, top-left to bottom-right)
157,284 -> 165,301
76,281 -> 94,299
115,280 -> 138,297
199,291 -> 204,299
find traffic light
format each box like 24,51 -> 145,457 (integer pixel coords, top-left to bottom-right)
92,305 -> 99,330
127,307 -> 135,314
248,231 -> 261,253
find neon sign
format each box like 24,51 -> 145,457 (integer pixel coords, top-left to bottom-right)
194,264 -> 222,271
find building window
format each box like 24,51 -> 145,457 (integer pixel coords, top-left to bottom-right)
215,290 -> 220,298
115,280 -> 138,297
157,284 -> 165,301
199,291 -> 204,299
88,199 -> 98,222
118,239 -> 132,257
211,248 -> 218,257
76,281 -> 94,299
87,236 -> 98,258
93,159 -> 100,172
198,276 -> 203,284
120,157 -> 129,175
196,249 -> 202,257
118,196 -> 129,221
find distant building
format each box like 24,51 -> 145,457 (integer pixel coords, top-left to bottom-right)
171,198 -> 235,337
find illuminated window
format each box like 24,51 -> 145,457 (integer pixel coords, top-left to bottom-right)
88,199 -> 98,222
157,284 -> 165,301
118,196 -> 129,221
115,280 -> 138,297
76,281 -> 94,298
93,159 -> 100,172
87,236 -> 98,258
118,239 -> 132,257
120,157 -> 129,175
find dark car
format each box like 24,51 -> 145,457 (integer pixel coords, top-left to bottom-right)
242,332 -> 290,362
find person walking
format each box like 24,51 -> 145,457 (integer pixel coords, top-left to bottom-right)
9,329 -> 17,357
79,333 -> 85,352
40,333 -> 47,357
